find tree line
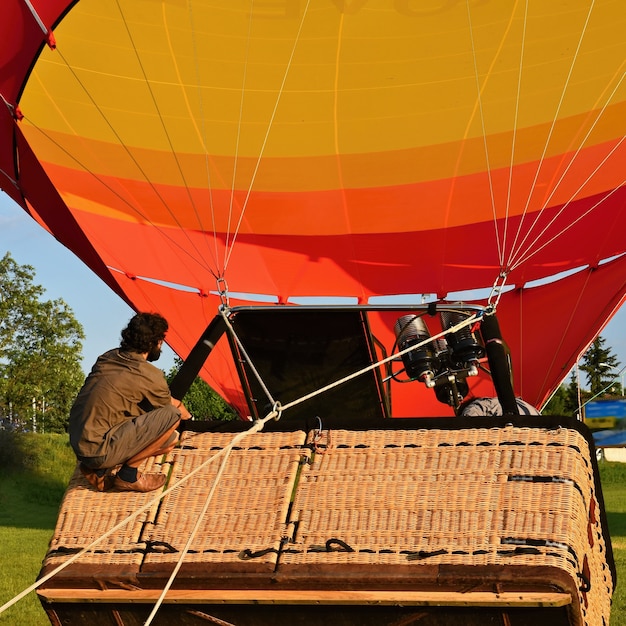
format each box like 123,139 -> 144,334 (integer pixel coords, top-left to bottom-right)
542,335 -> 623,417
0,253 -> 233,433
0,252 -> 621,431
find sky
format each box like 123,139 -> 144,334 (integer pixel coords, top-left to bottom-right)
0,193 -> 179,374
1,190 -> 625,386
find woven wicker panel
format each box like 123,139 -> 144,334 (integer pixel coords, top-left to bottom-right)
43,456 -> 168,571
142,430 -> 308,571
284,427 -> 612,626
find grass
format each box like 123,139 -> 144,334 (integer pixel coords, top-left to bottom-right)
1,432 -> 626,625
599,461 -> 626,625
0,431 -> 75,626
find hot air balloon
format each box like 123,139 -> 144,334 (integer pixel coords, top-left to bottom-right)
0,1 -> 621,624
1,0 -> 625,415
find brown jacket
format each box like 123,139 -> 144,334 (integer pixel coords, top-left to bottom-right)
69,349 -> 172,459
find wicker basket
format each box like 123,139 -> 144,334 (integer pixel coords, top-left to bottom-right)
38,420 -> 614,626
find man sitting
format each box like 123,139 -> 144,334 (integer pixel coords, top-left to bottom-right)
69,312 -> 191,492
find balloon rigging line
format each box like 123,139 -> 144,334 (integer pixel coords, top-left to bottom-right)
144,447 -> 234,626
0,413 -> 278,618
220,308 -> 278,408
18,115 -> 213,286
50,50 -> 194,256
187,0 -> 218,255
21,0 -> 49,37
224,0 -> 256,273
166,0 -> 221,270
115,0 -> 217,271
509,173 -> 626,272
506,0 -> 597,268
0,307 -> 482,620
507,76 -> 626,271
223,0 -> 312,273
531,72 -> 626,222
579,364 -> 626,411
38,57 -> 213,288
465,0 -> 502,268
502,0 -> 529,269
0,165 -> 18,190
29,34 -> 223,293
27,2 -> 215,282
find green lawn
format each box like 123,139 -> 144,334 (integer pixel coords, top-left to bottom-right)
599,461 -> 626,626
0,431 -> 75,626
0,432 -> 625,625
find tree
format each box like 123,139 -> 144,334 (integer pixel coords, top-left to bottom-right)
166,359 -> 236,421
0,253 -> 85,432
579,336 -> 620,396
542,372 -> 581,417
543,336 -> 622,417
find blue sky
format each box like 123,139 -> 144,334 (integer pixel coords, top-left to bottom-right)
0,193 -> 178,374
1,191 -> 625,388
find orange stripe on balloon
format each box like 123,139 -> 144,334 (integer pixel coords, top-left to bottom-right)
22,100 -> 626,193
39,137 -> 626,236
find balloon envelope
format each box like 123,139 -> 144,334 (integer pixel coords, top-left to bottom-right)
1,0 -> 625,414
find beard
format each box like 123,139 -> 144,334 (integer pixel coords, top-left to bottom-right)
147,345 -> 162,362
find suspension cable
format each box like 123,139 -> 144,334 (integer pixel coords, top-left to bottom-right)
465,0 -> 501,267
21,0 -> 56,47
506,0 -> 598,269
223,0 -> 312,272
144,447 -> 234,626
220,307 -> 278,410
502,0 -> 529,264
0,410 -> 279,617
0,308 -> 483,620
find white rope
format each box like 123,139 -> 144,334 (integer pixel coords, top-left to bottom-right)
223,0 -> 312,272
144,447 -> 233,625
465,0 -> 501,266
522,70 -> 625,229
502,0 -> 529,267
279,312 -> 483,414
0,307 -> 483,619
115,0 -> 212,270
22,5 -> 215,282
0,412 -> 276,617
506,0 -> 597,268
224,0 -> 256,268
21,0 -> 49,37
168,0 -> 221,269
509,174 -> 626,272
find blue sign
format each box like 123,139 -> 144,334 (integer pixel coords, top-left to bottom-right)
585,399 -> 626,418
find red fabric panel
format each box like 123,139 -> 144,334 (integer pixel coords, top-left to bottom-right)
55,184 -> 626,303
493,255 -> 626,408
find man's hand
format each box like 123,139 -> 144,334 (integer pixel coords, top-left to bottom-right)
171,396 -> 193,420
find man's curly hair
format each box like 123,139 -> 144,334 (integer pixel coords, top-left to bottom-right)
120,313 -> 168,354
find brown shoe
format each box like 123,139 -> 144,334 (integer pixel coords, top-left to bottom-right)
113,472 -> 167,493
79,463 -> 113,492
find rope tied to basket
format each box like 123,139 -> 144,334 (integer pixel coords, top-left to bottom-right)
309,538 -> 355,553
